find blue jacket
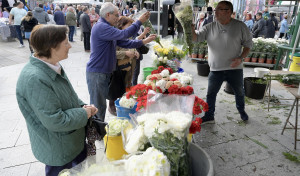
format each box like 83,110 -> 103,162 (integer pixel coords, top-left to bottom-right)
54,11 -> 65,25
87,18 -> 143,74
279,19 -> 288,33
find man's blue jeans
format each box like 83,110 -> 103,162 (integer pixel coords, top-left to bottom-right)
205,69 -> 245,118
68,26 -> 75,42
86,72 -> 111,121
14,25 -> 23,45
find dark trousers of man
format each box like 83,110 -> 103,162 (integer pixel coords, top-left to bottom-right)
205,69 -> 245,118
45,145 -> 87,176
132,58 -> 140,86
14,25 -> 24,45
86,71 -> 111,121
68,26 -> 75,42
83,32 -> 90,50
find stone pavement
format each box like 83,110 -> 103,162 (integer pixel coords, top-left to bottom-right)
0,33 -> 300,176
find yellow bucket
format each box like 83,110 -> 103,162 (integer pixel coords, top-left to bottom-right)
103,135 -> 128,161
289,53 -> 300,72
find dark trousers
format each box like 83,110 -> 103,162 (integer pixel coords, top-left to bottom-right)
68,26 -> 75,42
45,145 -> 87,176
83,32 -> 90,50
132,58 -> 140,86
14,25 -> 23,45
205,69 -> 245,118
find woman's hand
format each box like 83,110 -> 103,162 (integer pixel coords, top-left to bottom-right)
83,104 -> 98,118
134,51 -> 140,59
83,107 -> 92,119
142,34 -> 156,44
126,51 -> 136,59
138,11 -> 150,23
143,27 -> 151,34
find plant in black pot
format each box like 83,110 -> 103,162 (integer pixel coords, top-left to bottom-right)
244,53 -> 252,62
197,61 -> 210,76
244,77 -> 267,99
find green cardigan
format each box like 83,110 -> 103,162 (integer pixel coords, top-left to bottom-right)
16,56 -> 88,166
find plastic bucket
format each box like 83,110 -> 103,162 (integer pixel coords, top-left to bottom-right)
244,77 -> 267,99
289,53 -> 300,72
103,135 -> 128,161
197,61 -> 210,76
254,67 -> 270,78
115,99 -> 137,119
190,143 -> 214,176
143,67 -> 156,80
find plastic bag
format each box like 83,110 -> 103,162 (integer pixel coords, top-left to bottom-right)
173,0 -> 193,54
133,8 -> 163,48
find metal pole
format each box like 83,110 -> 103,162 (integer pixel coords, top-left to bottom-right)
157,0 -> 160,36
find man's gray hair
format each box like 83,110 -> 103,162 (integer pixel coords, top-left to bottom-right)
100,2 -> 117,18
67,7 -> 73,12
55,6 -> 61,11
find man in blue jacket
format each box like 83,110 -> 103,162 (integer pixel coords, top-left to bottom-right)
54,6 -> 65,25
86,2 -> 156,121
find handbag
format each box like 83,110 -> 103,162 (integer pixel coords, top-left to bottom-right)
138,44 -> 149,54
86,115 -> 108,155
107,67 -> 126,100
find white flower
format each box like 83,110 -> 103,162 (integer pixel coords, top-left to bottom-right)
125,125 -> 148,153
119,96 -> 136,109
158,57 -> 163,61
160,69 -> 169,77
144,80 -> 151,85
152,54 -> 158,61
156,79 -> 167,92
106,118 -> 129,136
125,147 -> 170,176
170,72 -> 193,86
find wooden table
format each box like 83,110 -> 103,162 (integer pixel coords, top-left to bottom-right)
264,70 -> 300,149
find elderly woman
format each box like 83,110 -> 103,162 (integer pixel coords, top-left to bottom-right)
244,13 -> 254,31
16,25 -> 97,176
195,12 -> 207,31
89,7 -> 99,27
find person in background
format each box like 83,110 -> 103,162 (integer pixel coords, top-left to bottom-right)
231,11 -> 236,19
44,3 -> 50,12
80,7 -> 91,52
47,10 -> 56,24
2,7 -> 10,18
192,1 -> 252,124
95,5 -> 100,15
262,7 -> 270,19
62,4 -> 68,15
122,5 -> 130,16
244,13 -> 253,31
252,12 -> 267,38
86,2 -> 156,121
76,5 -> 82,27
206,6 -> 214,24
131,5 -> 138,14
195,12 -> 207,31
89,7 -> 99,27
9,1 -> 27,48
266,13 -> 278,38
33,4 -> 50,24
54,6 -> 65,25
21,11 -> 38,53
16,24 -> 98,176
279,14 -> 288,39
66,6 -> 76,42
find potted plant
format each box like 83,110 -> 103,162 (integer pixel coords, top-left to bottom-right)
244,77 -> 267,99
251,53 -> 259,62
244,53 -> 252,62
198,47 -> 205,59
258,53 -> 266,63
266,54 -> 274,64
197,61 -> 210,76
192,45 -> 198,58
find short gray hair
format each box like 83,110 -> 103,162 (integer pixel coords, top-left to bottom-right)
67,7 -> 73,12
100,2 -> 117,18
55,6 -> 61,11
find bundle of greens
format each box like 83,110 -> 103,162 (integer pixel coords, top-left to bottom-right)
173,3 -> 193,54
142,19 -> 164,48
266,74 -> 300,86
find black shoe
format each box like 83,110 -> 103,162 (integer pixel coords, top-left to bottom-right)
201,116 -> 215,125
240,111 -> 249,121
108,106 -> 117,116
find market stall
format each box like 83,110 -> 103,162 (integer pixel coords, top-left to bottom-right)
0,17 -> 17,41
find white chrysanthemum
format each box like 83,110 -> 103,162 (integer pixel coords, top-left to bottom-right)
106,119 -> 129,136
160,69 -> 170,78
125,126 -> 147,153
156,79 -> 167,92
119,96 -> 136,109
158,57 -> 163,61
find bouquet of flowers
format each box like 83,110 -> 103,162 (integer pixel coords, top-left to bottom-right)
173,1 -> 194,54
153,45 -> 185,69
106,118 -> 130,136
125,147 -> 170,176
170,72 -> 193,87
133,8 -> 163,48
119,96 -> 136,109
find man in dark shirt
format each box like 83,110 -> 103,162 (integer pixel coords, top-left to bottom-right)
80,7 -> 91,52
54,6 -> 65,25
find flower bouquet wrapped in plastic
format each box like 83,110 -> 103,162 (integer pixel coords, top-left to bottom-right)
133,8 -> 163,48
173,0 -> 193,54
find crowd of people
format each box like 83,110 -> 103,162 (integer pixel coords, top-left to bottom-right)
194,6 -> 290,40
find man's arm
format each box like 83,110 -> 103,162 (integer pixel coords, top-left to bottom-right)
9,14 -> 13,24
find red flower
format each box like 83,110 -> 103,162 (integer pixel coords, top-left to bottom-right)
151,76 -> 158,81
171,78 -> 178,81
158,66 -> 165,72
165,67 -> 174,74
193,96 -> 209,115
189,117 -> 203,134
151,70 -> 160,74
